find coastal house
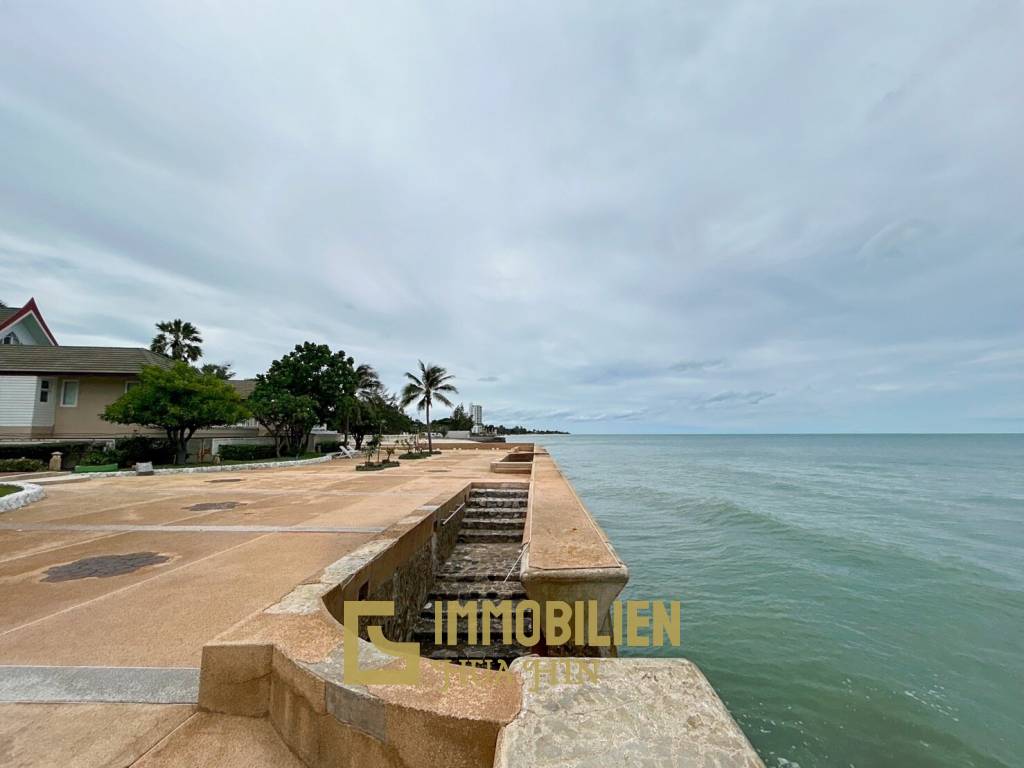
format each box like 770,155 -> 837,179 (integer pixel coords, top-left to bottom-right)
0,298 -> 260,446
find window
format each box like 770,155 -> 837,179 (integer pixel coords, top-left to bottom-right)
125,381 -> 139,393
60,380 -> 79,407
2,331 -> 20,345
40,380 -> 50,403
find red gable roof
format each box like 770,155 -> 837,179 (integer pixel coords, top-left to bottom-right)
0,298 -> 59,345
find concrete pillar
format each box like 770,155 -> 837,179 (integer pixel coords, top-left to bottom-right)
48,452 -> 62,472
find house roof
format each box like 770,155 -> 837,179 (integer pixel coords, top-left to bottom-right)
229,379 -> 258,398
0,298 -> 59,345
0,346 -> 174,375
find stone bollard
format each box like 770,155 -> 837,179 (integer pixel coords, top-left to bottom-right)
49,451 -> 62,472
135,461 -> 154,476
213,454 -> 221,465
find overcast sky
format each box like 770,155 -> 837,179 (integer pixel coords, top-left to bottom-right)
1,2 -> 1021,433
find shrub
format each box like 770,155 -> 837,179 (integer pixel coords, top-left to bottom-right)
112,436 -> 176,468
317,440 -> 342,453
0,458 -> 46,473
0,442 -> 105,469
79,450 -> 117,467
218,443 -> 279,461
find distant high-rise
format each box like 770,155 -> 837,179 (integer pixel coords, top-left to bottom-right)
470,403 -> 483,431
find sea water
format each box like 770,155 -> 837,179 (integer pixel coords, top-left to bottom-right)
535,434 -> 1023,768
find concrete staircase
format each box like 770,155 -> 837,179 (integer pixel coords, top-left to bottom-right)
415,486 -> 533,665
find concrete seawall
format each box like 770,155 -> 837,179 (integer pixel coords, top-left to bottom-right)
195,444 -> 764,767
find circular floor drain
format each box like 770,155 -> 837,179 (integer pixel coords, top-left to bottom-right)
185,501 -> 242,511
42,552 -> 171,582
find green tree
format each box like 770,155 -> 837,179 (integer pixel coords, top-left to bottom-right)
400,361 -> 458,454
200,362 -> 234,379
103,363 -> 249,465
351,389 -> 415,449
263,343 -> 356,429
150,319 -> 203,362
338,363 -> 381,446
448,403 -> 475,431
248,382 -> 318,457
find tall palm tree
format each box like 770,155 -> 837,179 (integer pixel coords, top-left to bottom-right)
150,319 -> 203,362
400,361 -> 458,454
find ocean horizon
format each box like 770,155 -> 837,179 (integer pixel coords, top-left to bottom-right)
534,433 -> 1023,768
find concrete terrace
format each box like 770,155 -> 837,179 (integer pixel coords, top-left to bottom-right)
0,449 -> 505,767
0,445 -> 763,768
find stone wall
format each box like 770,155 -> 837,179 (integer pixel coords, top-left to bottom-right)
337,484 -> 473,643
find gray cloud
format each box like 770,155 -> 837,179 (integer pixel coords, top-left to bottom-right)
695,391 -> 776,408
1,1 -> 1022,432
669,359 -> 726,373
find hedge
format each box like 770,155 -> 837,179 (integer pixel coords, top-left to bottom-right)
0,458 -> 46,473
316,440 -> 342,453
218,443 -> 279,461
0,442 -> 105,468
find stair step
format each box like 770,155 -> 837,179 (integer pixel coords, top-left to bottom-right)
427,580 -> 527,600
412,615 -> 533,642
458,530 -> 523,544
462,510 -> 526,522
461,517 -> 526,530
435,570 -> 510,582
465,501 -> 527,511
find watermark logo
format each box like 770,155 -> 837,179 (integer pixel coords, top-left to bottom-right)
343,599 -> 681,686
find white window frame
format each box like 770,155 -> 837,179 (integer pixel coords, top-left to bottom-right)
40,379 -> 51,403
2,331 -> 19,345
60,380 -> 80,407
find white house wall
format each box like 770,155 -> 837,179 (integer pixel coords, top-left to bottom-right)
0,375 -> 55,427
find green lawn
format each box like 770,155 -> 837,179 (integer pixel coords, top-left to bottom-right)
0,484 -> 20,498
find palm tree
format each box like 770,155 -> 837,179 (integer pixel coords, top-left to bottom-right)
400,361 -> 458,454
150,319 -> 203,362
341,363 -> 382,445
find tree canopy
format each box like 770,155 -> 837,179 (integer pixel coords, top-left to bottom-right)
434,402 -> 474,432
103,363 -> 249,464
350,389 -> 416,449
150,318 -> 203,362
200,362 -> 234,379
248,381 -> 318,457
261,342 -> 356,428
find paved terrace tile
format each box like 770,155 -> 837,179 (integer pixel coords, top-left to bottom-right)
0,449 -> 507,766
0,452 -> 499,669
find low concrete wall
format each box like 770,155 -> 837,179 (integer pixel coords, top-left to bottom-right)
495,658 -> 764,768
490,449 -> 534,475
199,484 -> 522,768
0,481 -> 45,512
520,449 -> 629,655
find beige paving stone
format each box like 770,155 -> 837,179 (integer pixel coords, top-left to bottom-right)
130,711 -> 305,767
0,702 -> 193,768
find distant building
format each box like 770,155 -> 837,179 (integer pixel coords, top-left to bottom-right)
470,403 -> 483,433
